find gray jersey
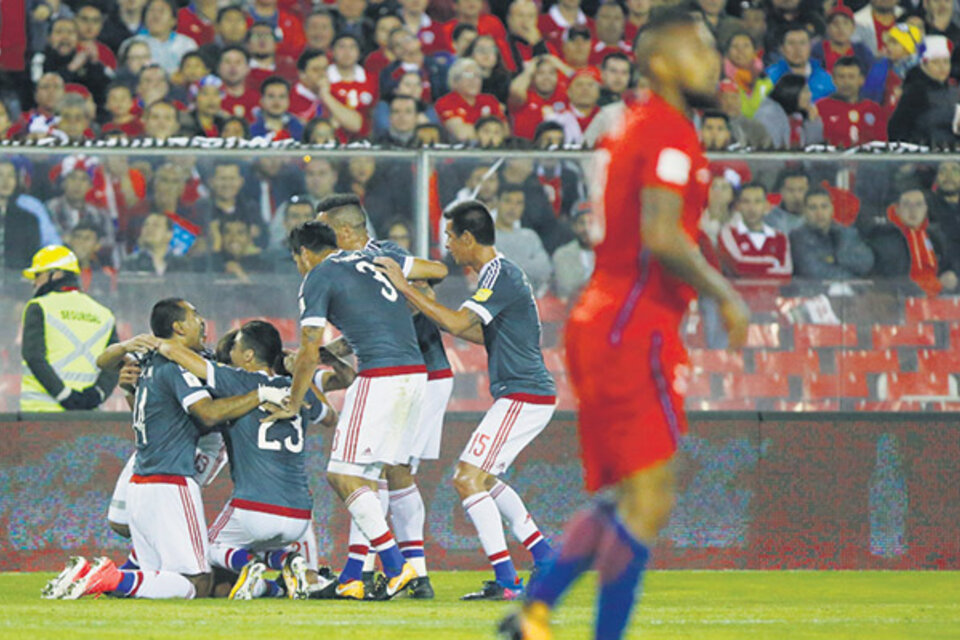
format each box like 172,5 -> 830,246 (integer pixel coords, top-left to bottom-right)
363,239 -> 452,374
206,362 -> 323,512
132,353 -> 211,477
298,250 -> 424,372
461,257 -> 556,399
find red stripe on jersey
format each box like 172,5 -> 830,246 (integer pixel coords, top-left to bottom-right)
427,368 -> 454,380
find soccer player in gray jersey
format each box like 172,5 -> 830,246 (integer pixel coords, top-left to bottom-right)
376,200 -> 557,601
317,194 -> 451,599
156,320 -> 340,600
267,221 -> 425,600
46,299 -> 271,600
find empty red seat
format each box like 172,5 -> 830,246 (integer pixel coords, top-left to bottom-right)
917,349 -> 960,376
904,297 -> 960,323
688,398 -> 756,411
803,372 -> 869,399
872,323 -> 936,349
881,371 -> 953,400
745,323 -> 782,348
685,370 -> 713,398
723,372 -> 789,398
753,349 -> 819,376
688,349 -> 745,374
835,349 -> 899,374
793,323 -> 858,349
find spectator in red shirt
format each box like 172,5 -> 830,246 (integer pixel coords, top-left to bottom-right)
177,0 -> 217,47
588,1 -> 632,67
508,54 -> 570,140
365,13 -> 403,82
548,66 -> 601,144
435,57 -> 505,141
439,0 -> 509,61
623,0 -> 650,43
561,24 -> 592,70
217,46 -> 260,121
539,0 -> 594,51
812,5 -> 875,74
598,51 -> 631,106
303,9 -> 336,53
246,21 -> 298,88
816,56 -> 886,147
504,0 -> 561,73
325,32 -> 375,138
75,2 -> 117,70
289,48 -> 329,122
247,0 -> 305,60
379,27 -> 448,101
719,181 -> 793,280
399,0 -> 448,55
102,83 -> 145,137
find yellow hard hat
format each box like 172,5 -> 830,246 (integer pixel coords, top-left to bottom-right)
22,245 -> 81,280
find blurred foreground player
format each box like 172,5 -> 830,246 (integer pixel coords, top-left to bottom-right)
500,10 -> 749,640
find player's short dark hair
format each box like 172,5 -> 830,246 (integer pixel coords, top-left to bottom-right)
702,109 -> 730,126
740,181 -> 767,196
237,320 -> 288,374
151,298 -> 187,339
833,55 -> 863,74
601,51 -> 631,68
315,193 -> 367,227
215,328 -> 238,364
297,48 -> 327,72
498,182 -> 525,198
219,45 -> 250,64
444,200 -> 495,245
804,186 -> 832,204
451,23 -> 478,42
216,5 -> 244,22
260,75 -> 290,95
289,220 -> 339,254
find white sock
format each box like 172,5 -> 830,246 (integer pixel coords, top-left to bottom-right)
362,479 -> 391,572
133,571 -> 196,599
462,492 -> 510,566
490,480 -> 543,547
349,518 -> 376,572
345,487 -> 392,550
390,484 -> 427,576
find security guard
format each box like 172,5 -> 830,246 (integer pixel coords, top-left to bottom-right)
20,245 -> 119,412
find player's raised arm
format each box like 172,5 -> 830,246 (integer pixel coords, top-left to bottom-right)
405,257 -> 449,282
640,187 -> 749,348
157,339 -> 211,381
96,333 -> 160,370
281,325 -> 325,418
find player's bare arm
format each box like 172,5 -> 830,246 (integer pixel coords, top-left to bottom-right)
96,333 -> 160,370
375,256 -> 485,344
406,258 -> 449,282
157,339 -> 210,381
318,345 -> 356,391
264,325 -> 326,422
640,187 -> 750,348
188,391 -> 261,430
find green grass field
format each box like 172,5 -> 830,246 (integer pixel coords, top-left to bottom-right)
1,571 -> 957,639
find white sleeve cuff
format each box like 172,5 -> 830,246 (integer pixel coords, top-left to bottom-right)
401,256 -> 414,278
181,390 -> 211,411
301,317 -> 327,328
311,402 -> 329,424
56,387 -> 72,401
206,360 -> 216,388
313,369 -> 327,394
461,300 -> 493,325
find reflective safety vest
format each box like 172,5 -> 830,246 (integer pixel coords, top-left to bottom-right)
20,290 -> 116,412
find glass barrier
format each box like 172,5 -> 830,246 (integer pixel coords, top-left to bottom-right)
3,148 -> 960,413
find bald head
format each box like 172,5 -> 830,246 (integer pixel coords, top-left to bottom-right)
635,8 -> 719,108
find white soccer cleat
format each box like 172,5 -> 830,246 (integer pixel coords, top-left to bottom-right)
281,553 -> 310,600
41,556 -> 91,599
229,560 -> 267,600
62,557 -> 122,600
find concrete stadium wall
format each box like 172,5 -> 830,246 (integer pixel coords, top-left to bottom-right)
1,412 -> 956,572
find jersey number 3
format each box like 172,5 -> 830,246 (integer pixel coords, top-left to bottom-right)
356,260 -> 398,302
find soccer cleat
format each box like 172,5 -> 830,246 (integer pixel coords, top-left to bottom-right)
306,567 -> 339,600
335,579 -> 366,600
383,561 -> 418,599
281,552 -> 310,600
407,576 -> 435,600
361,570 -> 377,596
62,557 -> 122,600
42,556 -> 91,599
461,579 -> 524,601
497,603 -> 553,640
229,560 -> 267,600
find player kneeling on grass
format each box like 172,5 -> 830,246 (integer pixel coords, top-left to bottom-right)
157,320 -> 346,600
44,299 -> 271,600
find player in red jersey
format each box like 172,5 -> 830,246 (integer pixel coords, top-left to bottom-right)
499,10 -> 749,640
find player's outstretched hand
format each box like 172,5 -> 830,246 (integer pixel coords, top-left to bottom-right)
124,333 -> 160,354
720,294 -> 750,350
118,361 -> 142,393
373,256 -> 408,290
260,402 -> 298,423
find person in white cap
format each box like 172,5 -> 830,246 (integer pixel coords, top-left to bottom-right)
888,34 -> 959,145
19,245 -> 120,412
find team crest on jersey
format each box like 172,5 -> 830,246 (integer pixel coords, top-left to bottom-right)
423,31 -> 435,44
473,288 -> 493,302
696,167 -> 711,184
865,113 -> 875,125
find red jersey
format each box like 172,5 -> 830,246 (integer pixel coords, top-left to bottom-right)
222,87 -> 261,121
820,41 -> 852,73
815,96 -> 887,147
86,41 -> 116,69
435,91 -> 504,125
248,56 -> 299,90
289,82 -> 326,122
509,87 -> 568,140
587,40 -> 632,66
177,6 -> 216,46
439,15 -> 510,61
623,20 -> 645,45
591,92 -> 709,321
102,119 -> 144,137
717,219 -> 792,280
538,6 -> 595,50
328,65 -> 377,137
363,49 -> 392,84
411,13 -> 449,55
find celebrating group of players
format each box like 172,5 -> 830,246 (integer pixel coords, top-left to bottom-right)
41,190 -> 559,604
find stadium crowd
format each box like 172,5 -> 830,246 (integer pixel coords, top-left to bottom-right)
2,0 -> 960,300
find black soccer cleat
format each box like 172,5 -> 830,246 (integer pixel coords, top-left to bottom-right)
407,576 -> 435,599
461,579 -> 524,601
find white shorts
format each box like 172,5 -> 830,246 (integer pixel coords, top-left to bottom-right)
329,368 -> 426,467
459,396 -> 557,476
207,499 -> 312,570
108,436 -> 227,526
108,452 -> 136,526
284,521 -> 319,571
408,374 -> 453,470
128,475 -> 209,575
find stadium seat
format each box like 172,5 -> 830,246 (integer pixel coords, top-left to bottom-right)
803,372 -> 869,399
685,369 -> 713,399
723,372 -> 789,398
872,323 -> 937,349
904,297 -> 960,324
793,323 -> 858,349
690,398 -> 756,411
834,349 -> 900,374
753,349 -> 820,376
745,323 -> 781,348
916,349 -> 960,376
688,349 -> 745,374
879,372 -> 954,401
